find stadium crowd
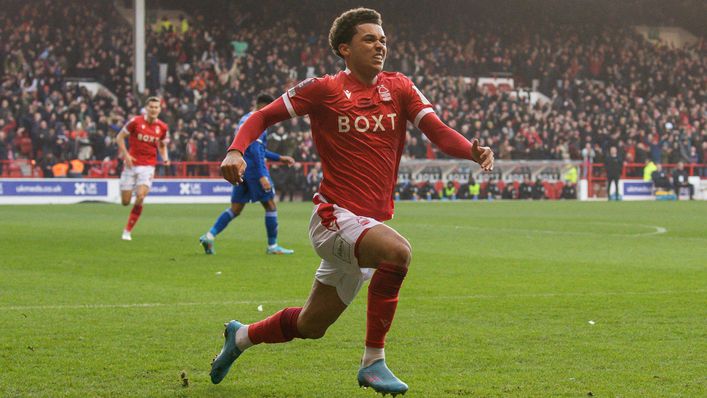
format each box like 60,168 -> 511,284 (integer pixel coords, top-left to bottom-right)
0,0 -> 705,181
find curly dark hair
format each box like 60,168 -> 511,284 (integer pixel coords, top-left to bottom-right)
328,8 -> 382,58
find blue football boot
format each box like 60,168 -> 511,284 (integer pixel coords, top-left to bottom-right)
209,320 -> 243,384
266,245 -> 294,255
199,234 -> 214,255
358,359 -> 408,396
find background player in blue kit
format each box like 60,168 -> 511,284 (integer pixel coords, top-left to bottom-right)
200,94 -> 296,255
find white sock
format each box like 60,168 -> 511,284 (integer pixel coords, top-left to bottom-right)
206,232 -> 215,240
235,325 -> 253,351
362,347 -> 385,368
268,243 -> 277,249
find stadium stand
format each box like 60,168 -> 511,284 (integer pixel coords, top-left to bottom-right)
0,0 -> 704,199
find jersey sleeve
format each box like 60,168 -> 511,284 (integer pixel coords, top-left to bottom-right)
160,122 -> 169,141
228,99 -> 292,154
418,112 -> 473,160
124,117 -> 138,135
281,77 -> 329,117
264,150 -> 281,161
400,76 -> 435,128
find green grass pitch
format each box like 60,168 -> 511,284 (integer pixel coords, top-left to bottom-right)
1,200 -> 705,397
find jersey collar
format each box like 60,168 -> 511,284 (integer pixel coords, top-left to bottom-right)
343,67 -> 379,87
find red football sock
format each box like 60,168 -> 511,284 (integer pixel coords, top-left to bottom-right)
366,262 -> 408,349
248,307 -> 303,344
125,204 -> 143,232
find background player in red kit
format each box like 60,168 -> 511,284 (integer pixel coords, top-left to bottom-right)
116,97 -> 169,241
210,8 -> 494,395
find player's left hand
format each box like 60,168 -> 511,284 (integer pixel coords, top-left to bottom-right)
259,176 -> 272,192
470,139 -> 494,171
163,159 -> 171,166
281,156 -> 295,166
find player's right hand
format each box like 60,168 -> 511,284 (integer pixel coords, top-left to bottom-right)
221,150 -> 247,185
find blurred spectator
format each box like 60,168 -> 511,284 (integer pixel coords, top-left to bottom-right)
532,178 -> 546,200
651,164 -> 671,190
643,159 -> 658,182
485,178 -> 500,200
68,158 -> 84,178
52,157 -> 69,177
305,162 -> 322,200
605,146 -> 622,200
672,161 -> 694,200
502,181 -> 518,199
441,181 -> 457,200
0,131 -> 7,175
519,178 -> 533,199
466,177 -> 480,200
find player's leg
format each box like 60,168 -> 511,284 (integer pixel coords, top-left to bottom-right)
120,190 -> 132,206
123,166 -> 155,239
120,188 -> 135,240
124,184 -> 149,235
261,198 -> 294,255
308,200 -> 409,394
119,165 -> 136,206
356,224 -> 412,395
120,167 -> 137,240
210,278 -> 347,384
200,184 -> 248,254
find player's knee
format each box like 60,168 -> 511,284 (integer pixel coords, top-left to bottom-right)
121,200 -> 130,206
387,241 -> 412,269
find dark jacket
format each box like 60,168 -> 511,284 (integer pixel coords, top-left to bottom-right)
605,155 -> 622,178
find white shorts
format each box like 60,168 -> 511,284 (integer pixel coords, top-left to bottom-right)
119,166 -> 155,191
309,195 -> 381,305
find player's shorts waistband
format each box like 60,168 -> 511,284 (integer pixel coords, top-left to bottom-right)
312,192 -> 330,205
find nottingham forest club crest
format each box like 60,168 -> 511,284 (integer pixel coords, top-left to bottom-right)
377,85 -> 392,102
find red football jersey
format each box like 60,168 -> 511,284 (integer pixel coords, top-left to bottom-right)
124,115 -> 169,166
282,70 -> 434,221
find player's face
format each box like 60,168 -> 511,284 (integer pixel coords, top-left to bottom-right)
146,101 -> 161,120
344,23 -> 386,77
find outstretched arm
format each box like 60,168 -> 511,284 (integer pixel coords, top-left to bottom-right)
264,150 -> 295,165
418,113 -> 494,171
222,98 -> 292,184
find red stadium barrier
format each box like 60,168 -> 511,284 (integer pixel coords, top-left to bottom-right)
0,160 -> 317,179
1,159 -> 704,201
586,162 -> 705,198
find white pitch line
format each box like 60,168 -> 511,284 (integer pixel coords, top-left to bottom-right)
588,222 -> 668,237
409,222 -> 669,238
0,299 -> 296,311
425,289 -> 707,300
2,290 -> 705,311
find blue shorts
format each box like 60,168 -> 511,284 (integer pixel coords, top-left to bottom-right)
231,176 -> 275,203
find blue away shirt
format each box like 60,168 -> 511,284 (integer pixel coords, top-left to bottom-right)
237,112 -> 281,180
